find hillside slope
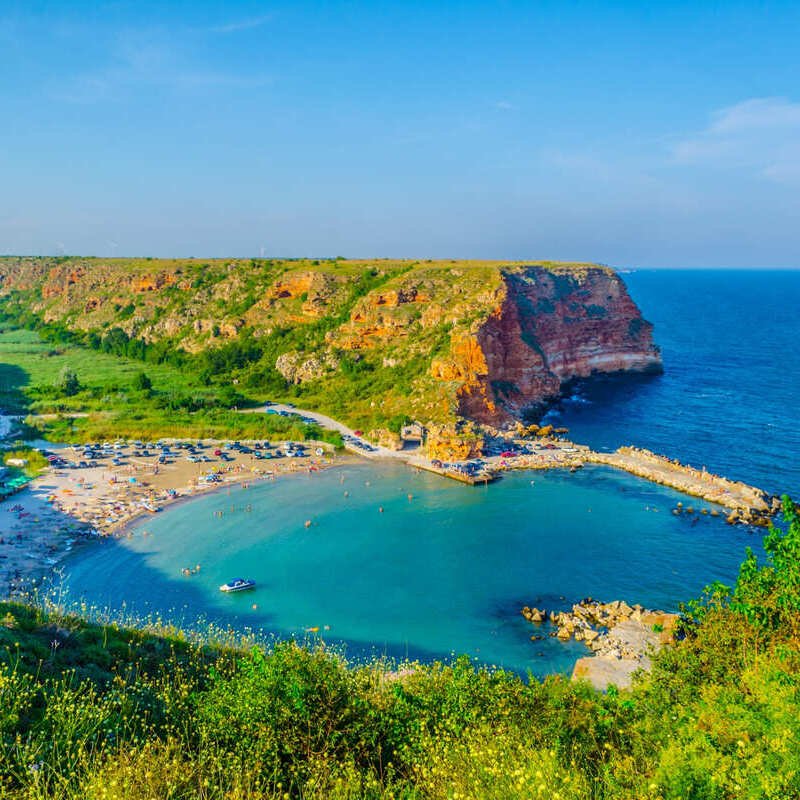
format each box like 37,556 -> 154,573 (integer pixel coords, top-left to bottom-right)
0,498 -> 798,798
0,257 -> 661,429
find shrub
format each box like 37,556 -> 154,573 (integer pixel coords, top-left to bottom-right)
132,371 -> 152,391
55,366 -> 81,397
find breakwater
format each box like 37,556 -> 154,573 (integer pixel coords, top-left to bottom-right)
488,441 -> 773,523
586,446 -> 775,522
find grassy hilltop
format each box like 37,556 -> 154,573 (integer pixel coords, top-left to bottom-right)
1,498 -> 799,799
0,256 -> 640,442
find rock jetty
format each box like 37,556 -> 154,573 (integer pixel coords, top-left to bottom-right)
587,446 -> 776,524
522,598 -> 680,690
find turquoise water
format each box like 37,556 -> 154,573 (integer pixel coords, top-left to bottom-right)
61,270 -> 798,675
63,461 -> 758,676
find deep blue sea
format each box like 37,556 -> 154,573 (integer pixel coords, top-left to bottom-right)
61,270 -> 800,676
550,270 -> 800,499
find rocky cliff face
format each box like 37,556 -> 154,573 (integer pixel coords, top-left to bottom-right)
432,267 -> 661,424
0,257 -> 660,428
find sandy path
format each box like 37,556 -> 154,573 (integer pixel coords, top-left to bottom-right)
243,403 -> 418,461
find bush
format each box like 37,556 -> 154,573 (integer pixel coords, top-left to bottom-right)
132,371 -> 152,391
2,447 -> 49,476
55,366 -> 81,397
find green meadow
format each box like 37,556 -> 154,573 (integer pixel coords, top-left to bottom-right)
0,327 -> 202,407
0,327 -> 340,446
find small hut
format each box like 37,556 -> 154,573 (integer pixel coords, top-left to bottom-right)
400,421 -> 426,443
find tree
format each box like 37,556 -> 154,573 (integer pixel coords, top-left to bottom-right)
132,371 -> 152,391
731,495 -> 800,639
217,385 -> 245,409
56,366 -> 80,397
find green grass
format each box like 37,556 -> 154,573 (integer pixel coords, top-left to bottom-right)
0,498 -> 799,798
0,327 -> 206,410
0,327 -> 342,446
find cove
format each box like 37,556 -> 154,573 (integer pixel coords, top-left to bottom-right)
62,461 -> 759,676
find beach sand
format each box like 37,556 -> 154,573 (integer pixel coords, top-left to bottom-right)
0,440 -> 343,595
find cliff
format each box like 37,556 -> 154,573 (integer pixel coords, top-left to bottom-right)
433,267 -> 662,424
0,257 -> 660,429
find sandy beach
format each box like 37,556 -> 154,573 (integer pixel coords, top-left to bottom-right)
0,438 -> 342,595
1,400 -> 776,596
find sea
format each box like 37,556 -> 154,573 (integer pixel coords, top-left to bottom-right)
59,270 -> 800,677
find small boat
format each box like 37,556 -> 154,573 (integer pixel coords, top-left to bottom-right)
219,578 -> 256,593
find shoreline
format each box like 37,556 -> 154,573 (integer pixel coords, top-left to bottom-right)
0,436 -> 353,595
1,404 -> 776,597
250,405 -> 774,519
110,453 -> 359,539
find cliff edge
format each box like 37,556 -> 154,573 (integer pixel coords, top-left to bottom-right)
431,266 -> 661,424
0,257 -> 661,429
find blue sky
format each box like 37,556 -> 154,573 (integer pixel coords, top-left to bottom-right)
1,1 -> 799,266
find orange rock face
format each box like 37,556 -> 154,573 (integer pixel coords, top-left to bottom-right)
433,268 -> 662,424
130,273 -> 178,293
260,271 -> 336,319
268,273 -> 315,300
424,423 -> 484,461
431,334 -> 499,419
42,266 -> 87,298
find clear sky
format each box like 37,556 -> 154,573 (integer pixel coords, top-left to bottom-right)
2,1 -> 799,267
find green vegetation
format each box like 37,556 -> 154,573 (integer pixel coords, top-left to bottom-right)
131,371 -> 152,392
55,366 -> 81,397
0,256 -> 610,437
0,498 -> 798,798
1,447 -> 49,477
0,328 -> 340,446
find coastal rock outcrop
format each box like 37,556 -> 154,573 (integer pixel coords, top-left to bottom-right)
424,422 -> 484,461
523,598 -> 680,690
0,257 -> 661,430
439,268 -> 662,424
